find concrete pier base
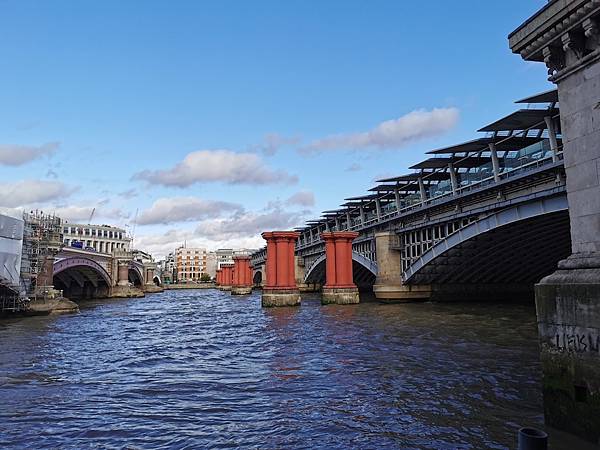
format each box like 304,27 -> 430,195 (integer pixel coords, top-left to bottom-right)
261,288 -> 301,307
218,285 -> 232,291
321,287 -> 359,305
373,283 -> 431,302
144,284 -> 164,294
110,286 -> 145,298
535,254 -> 600,443
25,297 -> 79,315
231,286 -> 252,295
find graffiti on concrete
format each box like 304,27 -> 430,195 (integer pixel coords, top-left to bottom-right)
551,333 -> 600,353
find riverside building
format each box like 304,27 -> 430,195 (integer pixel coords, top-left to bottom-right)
216,248 -> 256,270
62,223 -> 130,254
175,247 -> 211,282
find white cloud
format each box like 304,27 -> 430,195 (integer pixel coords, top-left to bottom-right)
0,180 -> 76,207
195,207 -> 305,241
250,133 -> 301,156
286,190 -> 315,207
133,201 -> 310,259
55,206 -> 95,222
0,142 -> 59,166
137,197 -> 243,225
51,205 -> 129,223
133,149 -> 298,187
345,163 -> 362,172
299,108 -> 459,154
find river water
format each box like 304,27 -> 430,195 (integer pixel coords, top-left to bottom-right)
0,290 -> 548,449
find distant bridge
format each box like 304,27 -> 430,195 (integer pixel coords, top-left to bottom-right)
252,90 -> 571,300
52,247 -> 159,300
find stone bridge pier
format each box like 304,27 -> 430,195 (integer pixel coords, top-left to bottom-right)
110,257 -> 145,298
143,263 -> 163,293
321,232 -> 360,305
510,1 -> 600,442
117,261 -> 130,287
373,232 -> 431,302
261,231 -> 301,307
231,255 -> 252,295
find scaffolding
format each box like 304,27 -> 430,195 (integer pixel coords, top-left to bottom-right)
20,211 -> 63,297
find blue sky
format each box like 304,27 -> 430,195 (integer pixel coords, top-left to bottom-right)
0,0 -> 551,257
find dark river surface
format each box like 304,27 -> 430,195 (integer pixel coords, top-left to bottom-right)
0,289 -> 567,449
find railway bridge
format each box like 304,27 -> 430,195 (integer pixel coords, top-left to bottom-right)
252,90 -> 570,302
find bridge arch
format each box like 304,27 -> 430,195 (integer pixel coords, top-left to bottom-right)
304,251 -> 377,289
153,275 -> 162,286
253,270 -> 263,286
403,195 -> 571,286
128,265 -> 144,287
53,257 -> 111,300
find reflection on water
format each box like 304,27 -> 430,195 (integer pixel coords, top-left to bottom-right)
0,290 -> 547,448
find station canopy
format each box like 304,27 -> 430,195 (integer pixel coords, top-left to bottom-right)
409,156 -> 492,170
368,184 -> 421,192
376,172 -> 451,183
344,193 -> 382,202
515,89 -> 558,104
426,136 -> 545,155
478,108 -> 558,132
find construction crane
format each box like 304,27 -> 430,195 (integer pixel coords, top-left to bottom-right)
131,208 -> 138,248
88,207 -> 96,225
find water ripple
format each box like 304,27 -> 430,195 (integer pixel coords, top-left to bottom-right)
0,290 -> 544,449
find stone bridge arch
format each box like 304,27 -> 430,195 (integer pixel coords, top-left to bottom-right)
128,264 -> 144,287
253,269 -> 263,286
304,251 -> 377,289
403,196 -> 571,286
53,257 -> 112,300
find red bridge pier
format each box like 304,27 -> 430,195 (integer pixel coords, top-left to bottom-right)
321,231 -> 360,305
261,231 -> 301,307
231,255 -> 253,295
219,264 -> 233,291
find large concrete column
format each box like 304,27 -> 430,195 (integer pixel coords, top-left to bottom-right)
215,269 -> 222,286
372,231 -> 431,302
231,255 -> 252,295
544,115 -> 560,162
261,231 -> 301,307
321,232 -> 360,305
510,3 -> 600,442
